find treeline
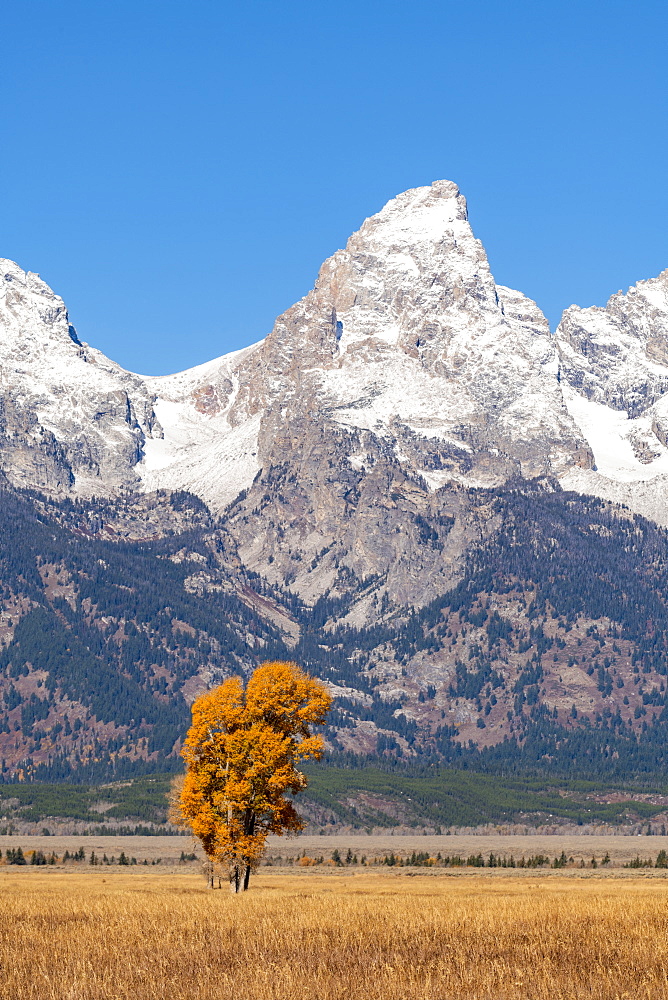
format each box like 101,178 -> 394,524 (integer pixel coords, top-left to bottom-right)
1,846 -> 173,865
302,764 -> 668,829
0,775 -> 173,826
273,849 -> 668,869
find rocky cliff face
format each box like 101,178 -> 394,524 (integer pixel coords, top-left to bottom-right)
255,182 -> 590,481
0,261 -> 161,494
133,182 -> 596,607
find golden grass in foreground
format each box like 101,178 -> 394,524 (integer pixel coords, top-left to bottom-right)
2,871 -> 668,999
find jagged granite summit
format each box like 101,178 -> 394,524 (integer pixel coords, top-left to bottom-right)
230,179 -> 590,491
0,181 -> 586,507
2,180 -> 668,526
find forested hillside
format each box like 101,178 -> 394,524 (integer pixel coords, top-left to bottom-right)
5,480 -> 668,783
0,485 -> 286,779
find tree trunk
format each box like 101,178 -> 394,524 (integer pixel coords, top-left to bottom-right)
230,865 -> 241,893
240,809 -> 255,890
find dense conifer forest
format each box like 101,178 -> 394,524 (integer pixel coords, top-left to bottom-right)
0,486 -> 284,779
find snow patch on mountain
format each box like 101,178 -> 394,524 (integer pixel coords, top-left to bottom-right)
561,467 -> 668,527
555,269 -> 668,519
141,408 -> 262,509
563,387 -> 668,482
139,343 -> 264,510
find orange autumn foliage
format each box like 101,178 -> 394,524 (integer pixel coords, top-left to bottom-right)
179,661 -> 331,891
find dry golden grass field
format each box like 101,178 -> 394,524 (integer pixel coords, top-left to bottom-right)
3,868 -> 668,999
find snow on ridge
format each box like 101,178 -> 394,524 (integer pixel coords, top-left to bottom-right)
140,409 -> 262,511
136,343 -> 266,511
143,340 -> 263,397
556,269 -> 668,410
560,467 -> 668,528
0,257 -> 264,506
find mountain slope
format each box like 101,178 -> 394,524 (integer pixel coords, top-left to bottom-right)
4,480 -> 668,779
0,485 -> 288,779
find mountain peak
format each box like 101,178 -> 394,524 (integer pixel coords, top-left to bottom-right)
374,178 -> 467,220
352,179 -> 469,254
0,257 -> 161,495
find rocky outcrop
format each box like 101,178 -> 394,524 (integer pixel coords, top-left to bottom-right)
221,415 -> 491,608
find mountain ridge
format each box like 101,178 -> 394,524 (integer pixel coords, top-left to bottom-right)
6,181 -> 668,527
4,181 -> 668,781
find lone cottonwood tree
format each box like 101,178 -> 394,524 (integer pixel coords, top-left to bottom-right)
178,660 -> 331,892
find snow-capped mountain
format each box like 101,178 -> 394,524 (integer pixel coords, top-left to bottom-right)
139,180 -> 596,511
232,180 -> 590,493
3,179 -> 668,527
8,182 -> 668,776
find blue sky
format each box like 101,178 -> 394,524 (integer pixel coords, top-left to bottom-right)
2,0 -> 667,374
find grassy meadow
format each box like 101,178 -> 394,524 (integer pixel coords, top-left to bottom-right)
3,868 -> 668,999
